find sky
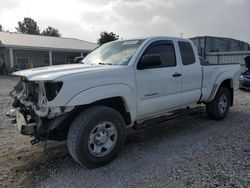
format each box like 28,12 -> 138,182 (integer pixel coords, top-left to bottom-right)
0,0 -> 249,43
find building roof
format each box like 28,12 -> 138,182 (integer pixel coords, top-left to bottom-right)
0,31 -> 97,52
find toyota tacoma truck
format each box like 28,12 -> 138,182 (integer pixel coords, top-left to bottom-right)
8,36 -> 241,168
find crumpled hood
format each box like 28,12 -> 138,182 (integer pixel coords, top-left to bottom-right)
12,64 -> 118,81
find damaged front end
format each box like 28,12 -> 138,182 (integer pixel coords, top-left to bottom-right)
8,77 -> 74,144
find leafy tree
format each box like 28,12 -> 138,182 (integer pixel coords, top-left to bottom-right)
97,31 -> 119,45
0,24 -> 3,31
41,26 -> 61,37
16,17 -> 40,35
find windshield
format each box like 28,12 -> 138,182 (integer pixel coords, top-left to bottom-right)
81,39 -> 145,65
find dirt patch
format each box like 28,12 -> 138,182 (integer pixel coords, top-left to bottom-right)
0,77 -> 68,187
0,143 -> 66,187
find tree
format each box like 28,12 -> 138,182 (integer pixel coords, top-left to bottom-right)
0,24 -> 3,31
41,26 -> 61,37
16,17 -> 40,35
97,31 -> 119,45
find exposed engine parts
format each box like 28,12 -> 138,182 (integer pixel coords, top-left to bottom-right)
8,78 -> 74,144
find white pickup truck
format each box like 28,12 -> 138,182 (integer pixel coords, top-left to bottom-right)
9,36 -> 241,168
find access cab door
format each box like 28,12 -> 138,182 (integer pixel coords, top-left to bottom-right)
177,41 -> 202,106
136,40 -> 182,118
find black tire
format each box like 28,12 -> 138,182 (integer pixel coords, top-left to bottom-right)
67,106 -> 126,168
206,87 -> 231,120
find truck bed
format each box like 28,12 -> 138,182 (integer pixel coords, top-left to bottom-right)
200,63 -> 241,102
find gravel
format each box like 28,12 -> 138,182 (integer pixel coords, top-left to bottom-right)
0,76 -> 249,188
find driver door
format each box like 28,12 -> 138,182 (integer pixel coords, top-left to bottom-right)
136,40 -> 182,118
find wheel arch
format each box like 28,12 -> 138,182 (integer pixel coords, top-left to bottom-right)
44,96 -> 132,142
206,77 -> 234,105
83,97 -> 132,125
65,84 -> 136,124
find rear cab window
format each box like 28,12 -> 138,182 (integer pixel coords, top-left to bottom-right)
178,41 -> 196,65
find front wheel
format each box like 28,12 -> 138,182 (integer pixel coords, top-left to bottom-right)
206,87 -> 231,120
67,106 -> 126,168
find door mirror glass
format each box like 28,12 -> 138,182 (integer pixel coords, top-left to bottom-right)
138,54 -> 162,69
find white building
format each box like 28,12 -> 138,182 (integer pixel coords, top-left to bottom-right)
0,32 -> 97,73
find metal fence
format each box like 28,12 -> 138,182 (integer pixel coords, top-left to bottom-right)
206,51 -> 250,72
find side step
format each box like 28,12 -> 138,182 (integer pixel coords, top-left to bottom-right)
133,106 -> 204,130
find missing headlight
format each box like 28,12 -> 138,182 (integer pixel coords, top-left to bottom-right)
44,82 -> 63,101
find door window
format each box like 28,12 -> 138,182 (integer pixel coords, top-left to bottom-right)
139,42 -> 176,69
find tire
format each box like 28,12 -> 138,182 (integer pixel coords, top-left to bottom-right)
67,106 -> 126,168
206,87 -> 231,120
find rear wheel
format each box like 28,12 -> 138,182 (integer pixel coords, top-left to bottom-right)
67,106 -> 126,168
206,87 -> 231,120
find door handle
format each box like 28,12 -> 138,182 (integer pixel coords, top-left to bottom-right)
172,73 -> 182,77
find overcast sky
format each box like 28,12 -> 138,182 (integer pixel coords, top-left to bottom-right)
0,0 -> 249,43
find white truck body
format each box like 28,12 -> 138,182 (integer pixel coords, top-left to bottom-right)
9,36 -> 241,167
12,36 -> 240,123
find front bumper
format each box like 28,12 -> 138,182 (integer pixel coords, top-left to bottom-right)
8,78 -> 75,144
16,111 -> 37,136
8,107 -> 75,144
8,110 -> 39,144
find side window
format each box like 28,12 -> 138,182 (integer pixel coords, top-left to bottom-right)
178,41 -> 195,65
141,43 -> 176,68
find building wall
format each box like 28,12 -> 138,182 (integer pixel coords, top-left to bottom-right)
1,48 -> 11,73
52,52 -> 81,65
2,49 -> 83,73
5,51 -> 10,72
206,51 -> 250,72
205,37 -> 249,53
14,50 -> 46,69
191,38 -> 206,57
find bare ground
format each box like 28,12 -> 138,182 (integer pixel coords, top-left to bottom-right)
0,76 -> 249,188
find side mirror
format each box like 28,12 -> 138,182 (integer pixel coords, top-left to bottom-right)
138,54 -> 162,70
74,56 -> 85,64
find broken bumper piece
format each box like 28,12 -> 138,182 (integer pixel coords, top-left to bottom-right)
6,109 -> 17,118
13,111 -> 37,136
8,107 -> 75,143
10,111 -> 40,144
